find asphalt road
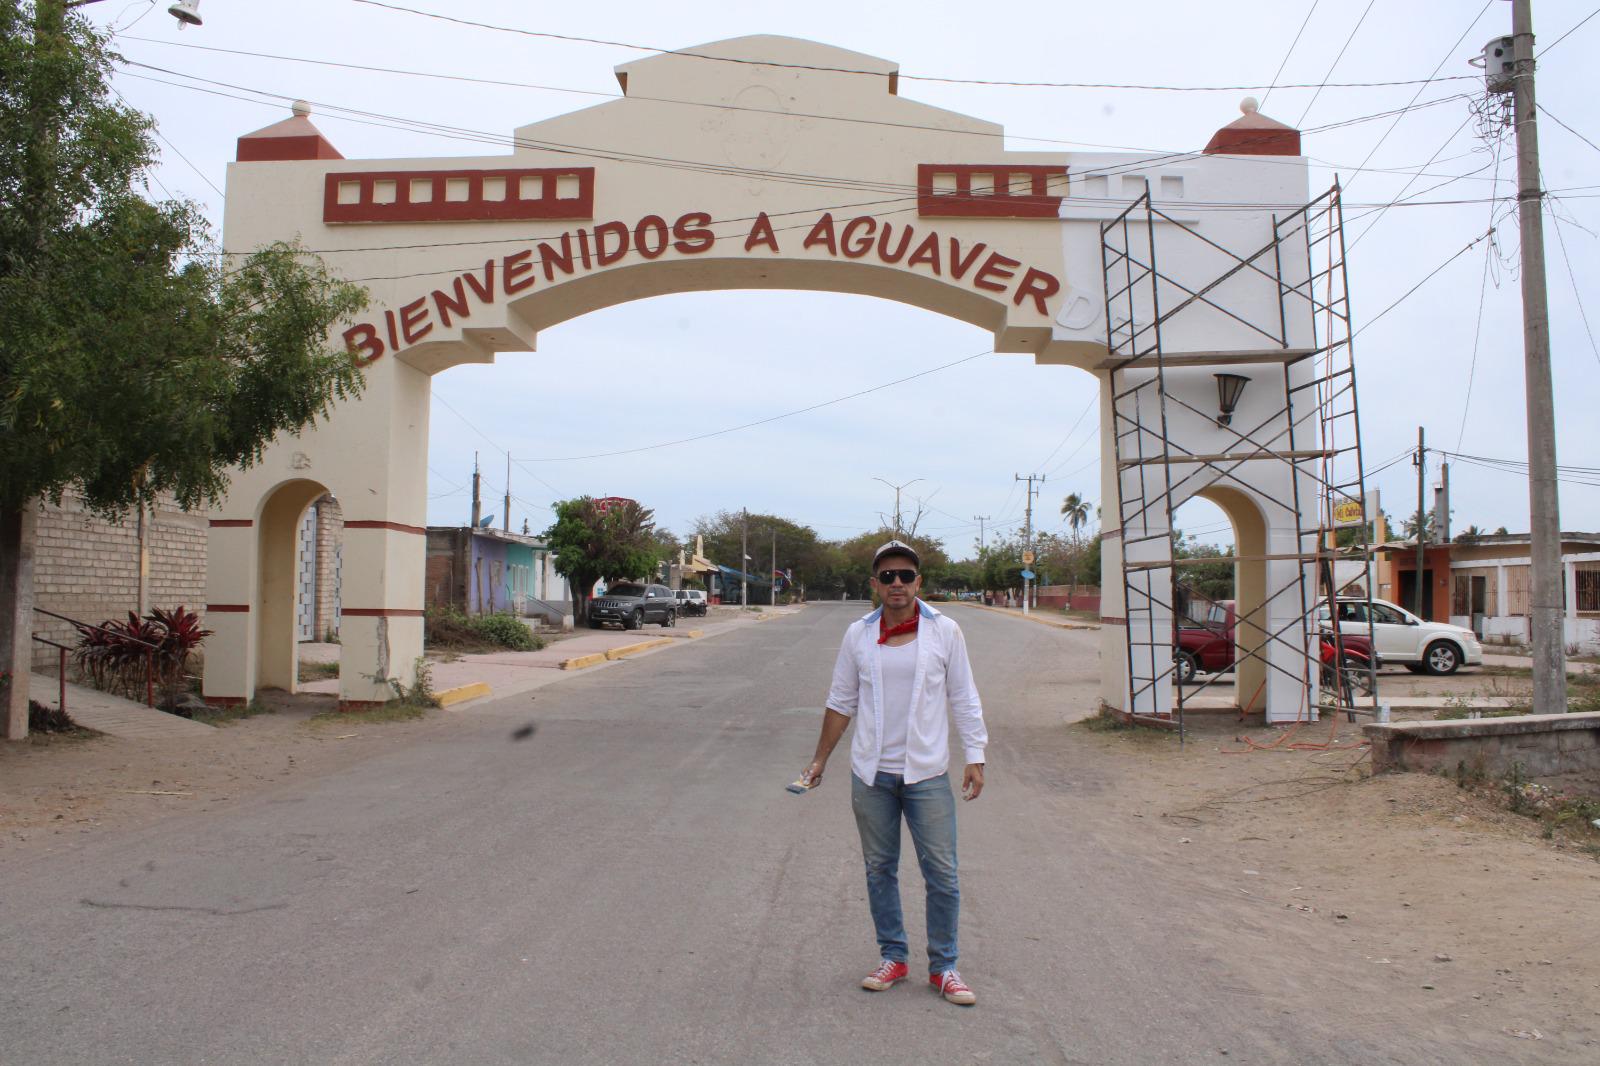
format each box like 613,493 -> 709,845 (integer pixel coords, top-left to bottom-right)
0,604 -> 1463,1064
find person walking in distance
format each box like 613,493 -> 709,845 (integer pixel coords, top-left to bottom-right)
799,540 -> 988,1005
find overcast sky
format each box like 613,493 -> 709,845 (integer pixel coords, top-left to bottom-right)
98,0 -> 1600,557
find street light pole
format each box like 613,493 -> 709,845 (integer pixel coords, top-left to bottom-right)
741,508 -> 748,608
1509,0 -> 1568,712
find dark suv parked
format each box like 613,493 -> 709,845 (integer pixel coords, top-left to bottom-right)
588,582 -> 677,630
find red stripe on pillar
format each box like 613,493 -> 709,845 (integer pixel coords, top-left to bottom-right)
344,521 -> 427,535
341,608 -> 425,617
207,604 -> 250,613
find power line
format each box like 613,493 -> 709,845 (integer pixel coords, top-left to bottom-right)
1351,223 -> 1500,340
1537,6 -> 1600,56
343,0 -> 1478,93
1455,134 -> 1506,454
1537,103 -> 1600,159
512,349 -> 991,462
1260,0 -> 1321,110
1548,205 -> 1600,371
1296,0 -> 1377,127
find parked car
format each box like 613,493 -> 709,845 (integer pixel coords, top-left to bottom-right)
674,589 -> 708,616
1318,597 -> 1482,675
1176,599 -> 1377,693
588,582 -> 677,629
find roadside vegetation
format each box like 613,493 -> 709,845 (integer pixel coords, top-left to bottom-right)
424,608 -> 543,653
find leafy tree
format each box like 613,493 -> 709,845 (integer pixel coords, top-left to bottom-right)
1400,509 -> 1435,542
834,527 -> 950,600
1,3 -> 369,736
1171,531 -> 1236,605
690,510 -> 831,601
544,497 -> 663,625
1454,524 -> 1484,546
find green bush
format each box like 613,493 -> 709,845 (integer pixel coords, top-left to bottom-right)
470,613 -> 538,651
424,607 -> 541,652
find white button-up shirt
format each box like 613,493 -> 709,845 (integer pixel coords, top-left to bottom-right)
826,600 -> 988,785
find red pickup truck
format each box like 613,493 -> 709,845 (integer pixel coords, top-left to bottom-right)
1176,600 -> 1376,694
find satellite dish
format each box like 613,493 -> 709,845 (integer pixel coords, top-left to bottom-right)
167,1 -> 202,28
478,514 -> 495,528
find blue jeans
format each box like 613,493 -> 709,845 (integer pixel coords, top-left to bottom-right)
850,771 -> 960,974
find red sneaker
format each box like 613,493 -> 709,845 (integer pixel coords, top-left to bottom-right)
930,969 -> 977,1005
861,959 -> 909,991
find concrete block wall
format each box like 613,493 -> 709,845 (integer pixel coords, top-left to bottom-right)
30,492 -> 208,671
312,495 -> 342,639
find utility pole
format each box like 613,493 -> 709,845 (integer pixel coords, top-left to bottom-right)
1433,461 -> 1450,545
1016,473 -> 1045,615
1509,0 -> 1568,711
470,452 -> 482,528
973,515 -> 991,554
503,454 -> 511,533
873,477 -> 923,538
741,508 -> 748,608
1414,428 -> 1427,619
771,529 -> 777,606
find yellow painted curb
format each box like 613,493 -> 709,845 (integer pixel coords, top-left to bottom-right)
559,652 -> 609,671
685,629 -> 704,638
605,638 -> 673,661
436,681 -> 492,707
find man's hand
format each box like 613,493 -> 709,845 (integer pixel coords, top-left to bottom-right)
801,759 -> 826,788
962,763 -> 984,801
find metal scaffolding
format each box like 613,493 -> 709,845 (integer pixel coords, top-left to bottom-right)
1100,181 -> 1379,739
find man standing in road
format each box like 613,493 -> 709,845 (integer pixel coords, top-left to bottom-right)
799,540 -> 988,1006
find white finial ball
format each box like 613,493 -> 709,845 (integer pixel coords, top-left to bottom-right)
291,99 -> 311,118
1241,96 -> 1260,115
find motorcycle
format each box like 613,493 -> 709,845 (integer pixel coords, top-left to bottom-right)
1319,629 -> 1377,703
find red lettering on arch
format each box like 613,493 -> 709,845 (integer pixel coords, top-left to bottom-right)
635,215 -> 670,259
503,249 -> 535,295
840,217 -> 876,258
539,234 -> 575,281
594,221 -> 630,266
949,239 -> 987,280
1013,267 -> 1061,315
906,231 -> 942,275
343,323 -> 384,367
432,278 -> 470,328
463,260 -> 496,303
802,213 -> 838,256
399,297 -> 432,345
973,251 -> 1020,293
673,212 -> 715,254
744,212 -> 779,253
877,222 -> 913,264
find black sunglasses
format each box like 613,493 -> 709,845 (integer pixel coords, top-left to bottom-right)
876,568 -> 920,585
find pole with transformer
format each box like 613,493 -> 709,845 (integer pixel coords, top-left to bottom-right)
1507,0 -> 1568,711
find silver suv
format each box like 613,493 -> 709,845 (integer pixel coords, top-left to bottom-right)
588,582 -> 677,630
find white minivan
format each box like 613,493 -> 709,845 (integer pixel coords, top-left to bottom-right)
1319,597 -> 1483,675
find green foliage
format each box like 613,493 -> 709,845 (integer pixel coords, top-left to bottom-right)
0,6 -> 369,518
424,607 -> 543,652
1060,493 -> 1091,534
28,698 -> 79,734
468,612 -> 538,652
544,497 -> 663,624
1174,532 -> 1235,602
691,510 -> 833,599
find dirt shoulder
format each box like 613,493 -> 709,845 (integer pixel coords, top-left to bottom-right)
1057,712 -> 1600,1057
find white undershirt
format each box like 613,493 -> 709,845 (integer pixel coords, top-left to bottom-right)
876,638 -> 918,774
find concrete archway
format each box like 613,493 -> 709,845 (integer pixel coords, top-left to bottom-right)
202,35 -> 1323,716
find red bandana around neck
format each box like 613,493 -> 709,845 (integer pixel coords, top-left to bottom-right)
878,605 -> 920,645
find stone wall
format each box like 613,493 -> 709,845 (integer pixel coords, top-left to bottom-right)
30,492 -> 208,671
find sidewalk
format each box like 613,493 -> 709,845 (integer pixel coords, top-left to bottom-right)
952,600 -> 1099,631
29,674 -> 215,740
300,606 -> 802,708
1482,652 -> 1599,675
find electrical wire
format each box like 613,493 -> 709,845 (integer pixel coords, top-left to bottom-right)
1296,0 -> 1376,127
1455,134 -> 1506,454
1548,206 -> 1600,371
512,348 -> 991,462
1537,104 -> 1600,159
343,0 -> 1479,93
1260,0 -> 1321,110
1538,6 -> 1600,56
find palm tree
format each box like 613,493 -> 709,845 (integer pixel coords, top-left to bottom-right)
1060,493 -> 1090,536
1060,493 -> 1091,596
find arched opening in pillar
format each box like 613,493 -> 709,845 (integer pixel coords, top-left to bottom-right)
256,478 -> 334,694
1172,486 -> 1273,716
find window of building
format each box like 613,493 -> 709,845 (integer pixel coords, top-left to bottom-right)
1578,566 -> 1600,613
